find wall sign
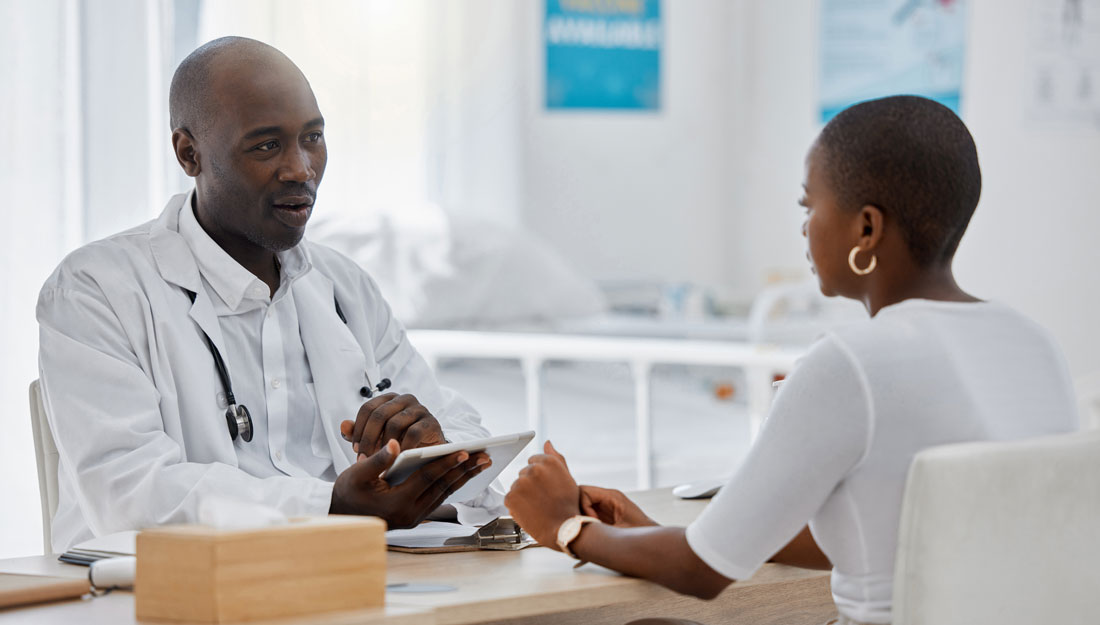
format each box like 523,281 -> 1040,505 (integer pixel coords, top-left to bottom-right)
545,0 -> 661,110
820,0 -> 968,121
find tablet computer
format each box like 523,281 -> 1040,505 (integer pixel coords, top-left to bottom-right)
381,430 -> 536,505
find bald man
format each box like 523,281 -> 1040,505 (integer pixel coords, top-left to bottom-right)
37,37 -> 500,552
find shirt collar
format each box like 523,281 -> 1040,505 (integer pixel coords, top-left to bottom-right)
177,190 -> 313,311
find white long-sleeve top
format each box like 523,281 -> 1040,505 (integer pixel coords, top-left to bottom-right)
686,299 -> 1078,624
38,192 -> 502,552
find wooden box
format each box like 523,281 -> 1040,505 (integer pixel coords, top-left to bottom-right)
135,516 -> 385,623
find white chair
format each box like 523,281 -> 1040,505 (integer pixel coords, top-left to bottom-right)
28,379 -> 60,555
892,429 -> 1100,625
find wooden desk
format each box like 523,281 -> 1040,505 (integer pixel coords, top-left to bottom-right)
0,489 -> 835,624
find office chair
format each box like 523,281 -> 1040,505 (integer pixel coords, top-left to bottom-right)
892,428 -> 1100,625
28,379 -> 60,555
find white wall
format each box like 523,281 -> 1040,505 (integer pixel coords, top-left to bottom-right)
726,0 -> 820,292
518,0 -> 738,287
428,1 -> 526,227
725,0 -> 1100,378
956,0 -> 1100,379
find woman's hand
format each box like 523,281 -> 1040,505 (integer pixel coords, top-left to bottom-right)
580,485 -> 657,528
504,440 -> 582,550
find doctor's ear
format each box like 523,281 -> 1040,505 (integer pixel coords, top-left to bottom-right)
856,204 -> 885,251
171,129 -> 201,177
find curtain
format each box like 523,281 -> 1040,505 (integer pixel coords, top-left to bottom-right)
0,0 -> 194,558
198,0 -> 525,227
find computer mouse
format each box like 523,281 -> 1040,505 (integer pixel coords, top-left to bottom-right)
672,478 -> 726,500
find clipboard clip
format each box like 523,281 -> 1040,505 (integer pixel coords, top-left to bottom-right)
473,518 -> 535,551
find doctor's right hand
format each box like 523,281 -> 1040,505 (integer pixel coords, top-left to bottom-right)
329,439 -> 490,529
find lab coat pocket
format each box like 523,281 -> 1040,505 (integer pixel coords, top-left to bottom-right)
306,383 -> 331,458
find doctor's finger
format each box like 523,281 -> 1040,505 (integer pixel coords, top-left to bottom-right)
399,418 -> 441,450
351,393 -> 401,449
354,439 -> 400,481
397,451 -> 469,500
359,395 -> 420,455
381,410 -> 423,450
417,456 -> 490,511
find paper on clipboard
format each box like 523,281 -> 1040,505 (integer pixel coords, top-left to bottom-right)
386,522 -> 479,549
385,518 -> 535,553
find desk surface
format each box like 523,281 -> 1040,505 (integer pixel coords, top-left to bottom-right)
0,489 -> 835,625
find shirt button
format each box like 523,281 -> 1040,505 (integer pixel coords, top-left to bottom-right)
271,379 -> 281,389
275,451 -> 283,461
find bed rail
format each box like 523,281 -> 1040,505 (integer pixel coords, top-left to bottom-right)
408,329 -> 804,489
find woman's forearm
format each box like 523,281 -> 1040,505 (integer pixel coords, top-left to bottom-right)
568,522 -> 733,599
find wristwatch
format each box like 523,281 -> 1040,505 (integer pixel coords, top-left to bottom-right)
556,515 -> 601,559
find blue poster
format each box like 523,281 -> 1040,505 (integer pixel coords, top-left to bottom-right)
820,0 -> 968,122
545,0 -> 661,110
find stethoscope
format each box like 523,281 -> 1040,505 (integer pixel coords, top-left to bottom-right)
186,289 -> 391,443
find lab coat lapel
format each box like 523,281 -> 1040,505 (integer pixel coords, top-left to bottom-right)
149,193 -> 232,362
295,272 -> 364,472
185,288 -> 231,365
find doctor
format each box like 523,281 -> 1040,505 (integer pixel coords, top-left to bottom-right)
37,36 -> 497,552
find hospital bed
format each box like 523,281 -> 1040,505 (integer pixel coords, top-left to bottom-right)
411,309 -> 806,490
309,214 -> 854,490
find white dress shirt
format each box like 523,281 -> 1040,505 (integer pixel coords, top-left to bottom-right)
38,192 -> 503,551
177,202 -> 337,481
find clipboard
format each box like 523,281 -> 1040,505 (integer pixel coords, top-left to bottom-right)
386,518 -> 537,554
0,573 -> 89,609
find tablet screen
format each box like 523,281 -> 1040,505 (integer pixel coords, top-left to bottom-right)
381,431 -> 536,505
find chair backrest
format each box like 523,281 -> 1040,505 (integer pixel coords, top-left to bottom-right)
893,429 -> 1100,625
28,379 -> 59,554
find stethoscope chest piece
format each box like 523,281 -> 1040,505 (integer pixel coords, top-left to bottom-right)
225,403 -> 254,443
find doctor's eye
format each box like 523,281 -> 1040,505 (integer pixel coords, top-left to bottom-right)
253,140 -> 279,152
305,131 -> 324,143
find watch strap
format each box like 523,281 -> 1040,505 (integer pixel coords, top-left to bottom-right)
556,515 -> 601,559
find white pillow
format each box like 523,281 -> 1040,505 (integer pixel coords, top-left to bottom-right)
307,210 -> 606,328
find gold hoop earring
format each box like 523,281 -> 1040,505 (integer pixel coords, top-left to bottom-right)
848,246 -> 877,276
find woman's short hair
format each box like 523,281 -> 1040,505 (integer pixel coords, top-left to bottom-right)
816,95 -> 982,267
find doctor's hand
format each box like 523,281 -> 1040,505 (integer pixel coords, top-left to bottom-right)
341,393 -> 447,459
504,441 -> 584,550
329,439 -> 491,529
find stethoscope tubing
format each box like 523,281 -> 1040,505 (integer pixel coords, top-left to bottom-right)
186,288 -> 390,443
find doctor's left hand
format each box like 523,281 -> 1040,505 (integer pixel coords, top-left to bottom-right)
341,393 -> 447,459
330,439 -> 490,529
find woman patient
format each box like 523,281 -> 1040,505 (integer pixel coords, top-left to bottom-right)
503,95 -> 1078,625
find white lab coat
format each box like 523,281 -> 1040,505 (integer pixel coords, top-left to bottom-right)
38,194 -> 501,551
